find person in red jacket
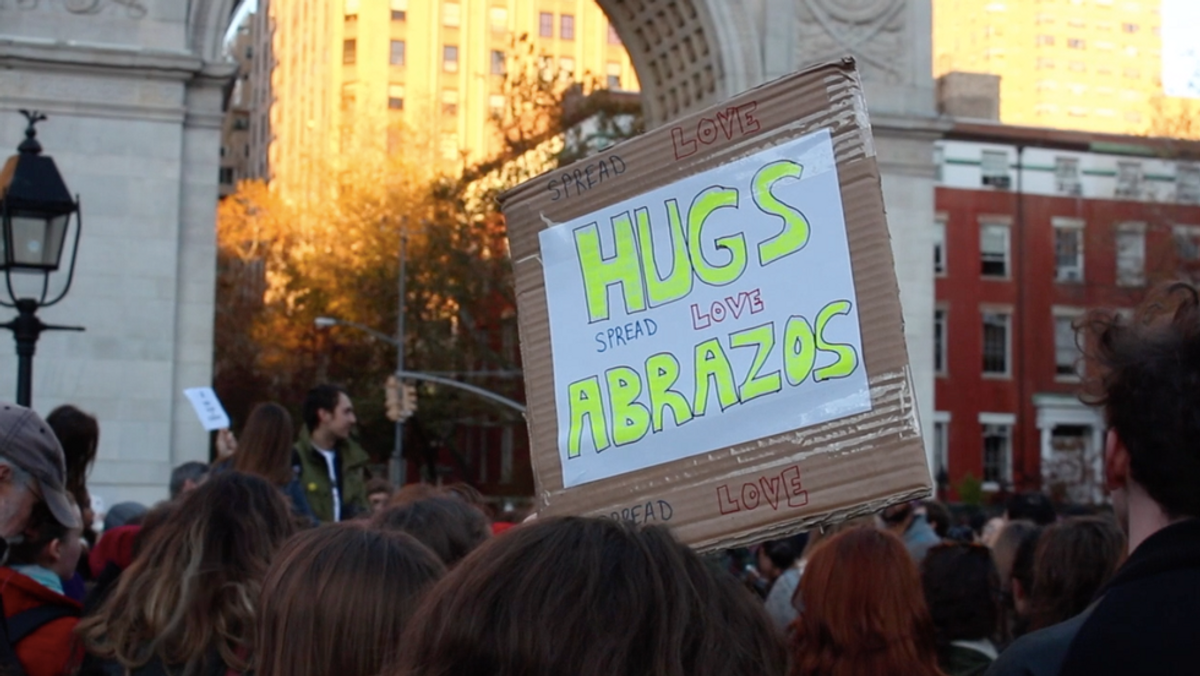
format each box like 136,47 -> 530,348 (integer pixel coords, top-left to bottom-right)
0,498 -> 84,676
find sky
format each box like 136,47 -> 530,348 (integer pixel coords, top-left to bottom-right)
1162,0 -> 1200,99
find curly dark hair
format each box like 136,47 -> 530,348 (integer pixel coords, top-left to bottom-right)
1080,282 -> 1200,518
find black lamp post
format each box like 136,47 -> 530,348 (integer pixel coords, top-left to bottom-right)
0,111 -> 84,406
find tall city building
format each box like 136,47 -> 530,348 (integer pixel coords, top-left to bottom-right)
251,0 -> 638,201
933,0 -> 1184,134
219,22 -> 258,197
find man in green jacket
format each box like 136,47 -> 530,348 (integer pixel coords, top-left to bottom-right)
294,384 -> 370,522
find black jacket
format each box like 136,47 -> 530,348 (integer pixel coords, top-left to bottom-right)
987,518 -> 1200,676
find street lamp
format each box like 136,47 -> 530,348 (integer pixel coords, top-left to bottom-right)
0,111 -> 84,406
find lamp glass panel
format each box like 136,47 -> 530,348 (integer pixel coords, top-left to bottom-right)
9,212 -> 55,269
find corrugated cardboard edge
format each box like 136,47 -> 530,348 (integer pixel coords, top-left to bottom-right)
500,57 -> 930,551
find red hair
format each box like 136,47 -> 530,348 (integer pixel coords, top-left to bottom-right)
790,526 -> 945,676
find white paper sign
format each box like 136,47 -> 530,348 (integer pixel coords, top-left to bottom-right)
184,387 -> 231,431
539,129 -> 871,488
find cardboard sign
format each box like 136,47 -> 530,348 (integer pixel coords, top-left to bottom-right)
183,387 -> 231,431
500,58 -> 931,550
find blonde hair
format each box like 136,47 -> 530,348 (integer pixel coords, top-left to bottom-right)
77,473 -> 296,675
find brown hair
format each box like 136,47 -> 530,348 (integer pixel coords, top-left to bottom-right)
791,526 -> 945,676
257,523 -> 445,676
77,473 -> 296,675
1080,282 -> 1200,517
372,497 -> 490,567
232,402 -> 295,486
390,516 -> 787,676
1028,516 -> 1126,631
45,404 -> 98,506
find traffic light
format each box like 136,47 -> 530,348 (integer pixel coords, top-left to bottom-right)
385,375 -> 418,422
401,382 -> 418,418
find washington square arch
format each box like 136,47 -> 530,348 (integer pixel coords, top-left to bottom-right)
0,0 -> 938,504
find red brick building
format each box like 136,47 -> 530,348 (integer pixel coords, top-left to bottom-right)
933,123 -> 1200,503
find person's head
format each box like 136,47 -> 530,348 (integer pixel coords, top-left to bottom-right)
390,517 -> 786,676
921,542 -> 1000,646
168,461 -> 209,500
232,402 -> 296,486
923,501 -> 952,538
992,520 -> 1040,590
258,524 -> 445,676
0,403 -> 81,538
8,496 -> 84,579
756,539 -> 798,581
1082,282 -> 1200,528
103,501 -> 148,532
78,472 -> 296,673
372,497 -> 490,567
1005,492 -> 1056,526
791,526 -> 942,676
302,384 -> 355,441
389,482 -> 440,506
366,478 -> 394,514
1028,516 -> 1126,631
45,404 -> 99,504
879,501 -> 916,531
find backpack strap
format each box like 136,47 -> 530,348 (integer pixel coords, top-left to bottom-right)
7,605 -> 79,645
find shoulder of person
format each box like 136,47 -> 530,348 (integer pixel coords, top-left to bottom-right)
985,610 -> 1092,676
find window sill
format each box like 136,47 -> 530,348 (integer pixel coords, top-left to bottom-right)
981,275 -> 1012,282
982,372 -> 1012,380
1054,375 -> 1082,384
982,481 -> 1002,492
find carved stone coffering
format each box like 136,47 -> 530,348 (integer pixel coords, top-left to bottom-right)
0,0 -> 147,18
797,0 -> 908,85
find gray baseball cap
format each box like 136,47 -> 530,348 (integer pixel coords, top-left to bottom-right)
0,403 -> 81,529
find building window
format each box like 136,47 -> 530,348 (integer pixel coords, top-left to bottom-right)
982,311 -> 1011,376
441,89 -> 458,115
1068,61 -> 1087,72
1055,156 -> 1081,195
539,12 -> 553,38
934,217 -> 947,276
561,14 -> 575,40
981,150 -> 1010,188
1038,57 -> 1056,69
1067,38 -> 1086,49
390,0 -> 406,20
390,40 -> 406,66
1173,225 -> 1200,262
559,57 -> 575,76
1037,34 -> 1055,46
606,61 -> 622,89
1054,312 -> 1082,378
933,414 -> 951,480
345,0 -> 359,15
488,94 -> 505,116
1178,163 -> 1200,204
980,221 -> 1010,277
219,146 -> 227,158
490,6 -> 508,33
491,50 -> 506,75
935,307 -> 948,376
443,45 -> 458,72
388,84 -> 405,110
1123,68 -> 1140,79
219,167 -> 234,185
1053,217 -> 1085,283
981,418 -> 1013,486
1116,224 -> 1145,287
440,133 -> 458,161
1116,161 -> 1142,199
443,2 -> 460,27
343,39 -> 356,64
608,22 -> 622,45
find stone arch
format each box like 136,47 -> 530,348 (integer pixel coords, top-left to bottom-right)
594,0 -> 762,127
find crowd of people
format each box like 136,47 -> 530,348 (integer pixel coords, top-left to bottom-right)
0,285 -> 1194,676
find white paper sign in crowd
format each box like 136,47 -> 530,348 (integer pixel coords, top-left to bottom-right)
539,129 -> 872,488
183,387 -> 231,431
